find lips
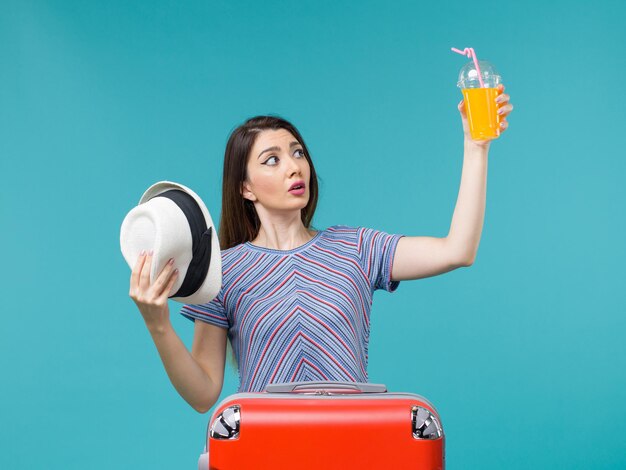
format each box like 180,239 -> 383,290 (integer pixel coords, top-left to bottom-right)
289,181 -> 306,191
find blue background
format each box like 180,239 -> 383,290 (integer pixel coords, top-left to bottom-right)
2,0 -> 625,468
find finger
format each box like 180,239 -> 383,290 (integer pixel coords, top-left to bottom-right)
497,103 -> 514,117
458,99 -> 467,116
496,93 -> 509,104
157,267 -> 179,301
130,250 -> 147,292
139,250 -> 154,290
153,258 -> 176,296
500,120 -> 509,131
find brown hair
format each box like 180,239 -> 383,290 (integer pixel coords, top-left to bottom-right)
218,115 -> 320,372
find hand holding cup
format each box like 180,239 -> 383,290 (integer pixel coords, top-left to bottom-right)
458,83 -> 514,146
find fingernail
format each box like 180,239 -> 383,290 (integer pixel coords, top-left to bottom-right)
140,250 -> 146,256
168,258 -> 174,265
149,250 -> 154,255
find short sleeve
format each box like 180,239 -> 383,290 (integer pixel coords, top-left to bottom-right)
357,226 -> 404,293
179,289 -> 229,329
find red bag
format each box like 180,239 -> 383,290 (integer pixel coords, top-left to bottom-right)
199,381 -> 445,470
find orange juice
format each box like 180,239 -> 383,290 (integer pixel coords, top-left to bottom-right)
461,87 -> 501,141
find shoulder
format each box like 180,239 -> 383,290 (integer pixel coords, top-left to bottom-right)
219,243 -> 248,262
215,243 -> 257,279
322,225 -> 359,239
323,225 -> 385,242
312,225 -> 375,258
318,225 -> 361,246
319,225 -> 389,248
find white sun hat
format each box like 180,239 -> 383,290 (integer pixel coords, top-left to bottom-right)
120,181 -> 222,305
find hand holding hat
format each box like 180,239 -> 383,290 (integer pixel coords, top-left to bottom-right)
120,181 -> 222,309
128,249 -> 181,330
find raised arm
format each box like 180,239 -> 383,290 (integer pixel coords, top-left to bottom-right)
391,84 -> 513,282
129,251 -> 227,413
391,142 -> 487,280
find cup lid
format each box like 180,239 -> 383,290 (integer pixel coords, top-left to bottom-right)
457,60 -> 501,88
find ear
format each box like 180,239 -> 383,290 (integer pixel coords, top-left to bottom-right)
241,181 -> 257,202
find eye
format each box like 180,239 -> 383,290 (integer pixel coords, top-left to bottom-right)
263,156 -> 279,166
294,148 -> 305,158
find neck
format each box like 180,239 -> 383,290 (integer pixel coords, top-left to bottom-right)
250,208 -> 315,250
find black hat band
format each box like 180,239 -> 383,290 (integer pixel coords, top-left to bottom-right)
155,189 -> 212,299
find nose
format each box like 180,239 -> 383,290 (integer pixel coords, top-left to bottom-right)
286,155 -> 302,176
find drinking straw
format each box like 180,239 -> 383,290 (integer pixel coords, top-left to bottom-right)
451,47 -> 485,88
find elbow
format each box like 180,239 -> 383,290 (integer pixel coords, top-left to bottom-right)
191,393 -> 220,414
447,239 -> 476,268
191,373 -> 224,414
193,403 -> 211,414
193,399 -> 215,414
459,254 -> 476,267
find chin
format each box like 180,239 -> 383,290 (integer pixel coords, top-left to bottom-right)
291,200 -> 309,212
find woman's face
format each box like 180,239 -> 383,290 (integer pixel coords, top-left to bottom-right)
242,129 -> 311,213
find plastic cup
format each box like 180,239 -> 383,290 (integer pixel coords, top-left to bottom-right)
457,60 -> 502,141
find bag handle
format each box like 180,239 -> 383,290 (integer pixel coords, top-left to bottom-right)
264,380 -> 387,394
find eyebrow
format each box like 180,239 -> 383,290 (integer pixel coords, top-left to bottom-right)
258,141 -> 301,159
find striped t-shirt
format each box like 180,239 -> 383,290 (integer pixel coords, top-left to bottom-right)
179,225 -> 404,393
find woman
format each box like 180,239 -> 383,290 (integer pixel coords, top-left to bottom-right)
129,86 -> 514,412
